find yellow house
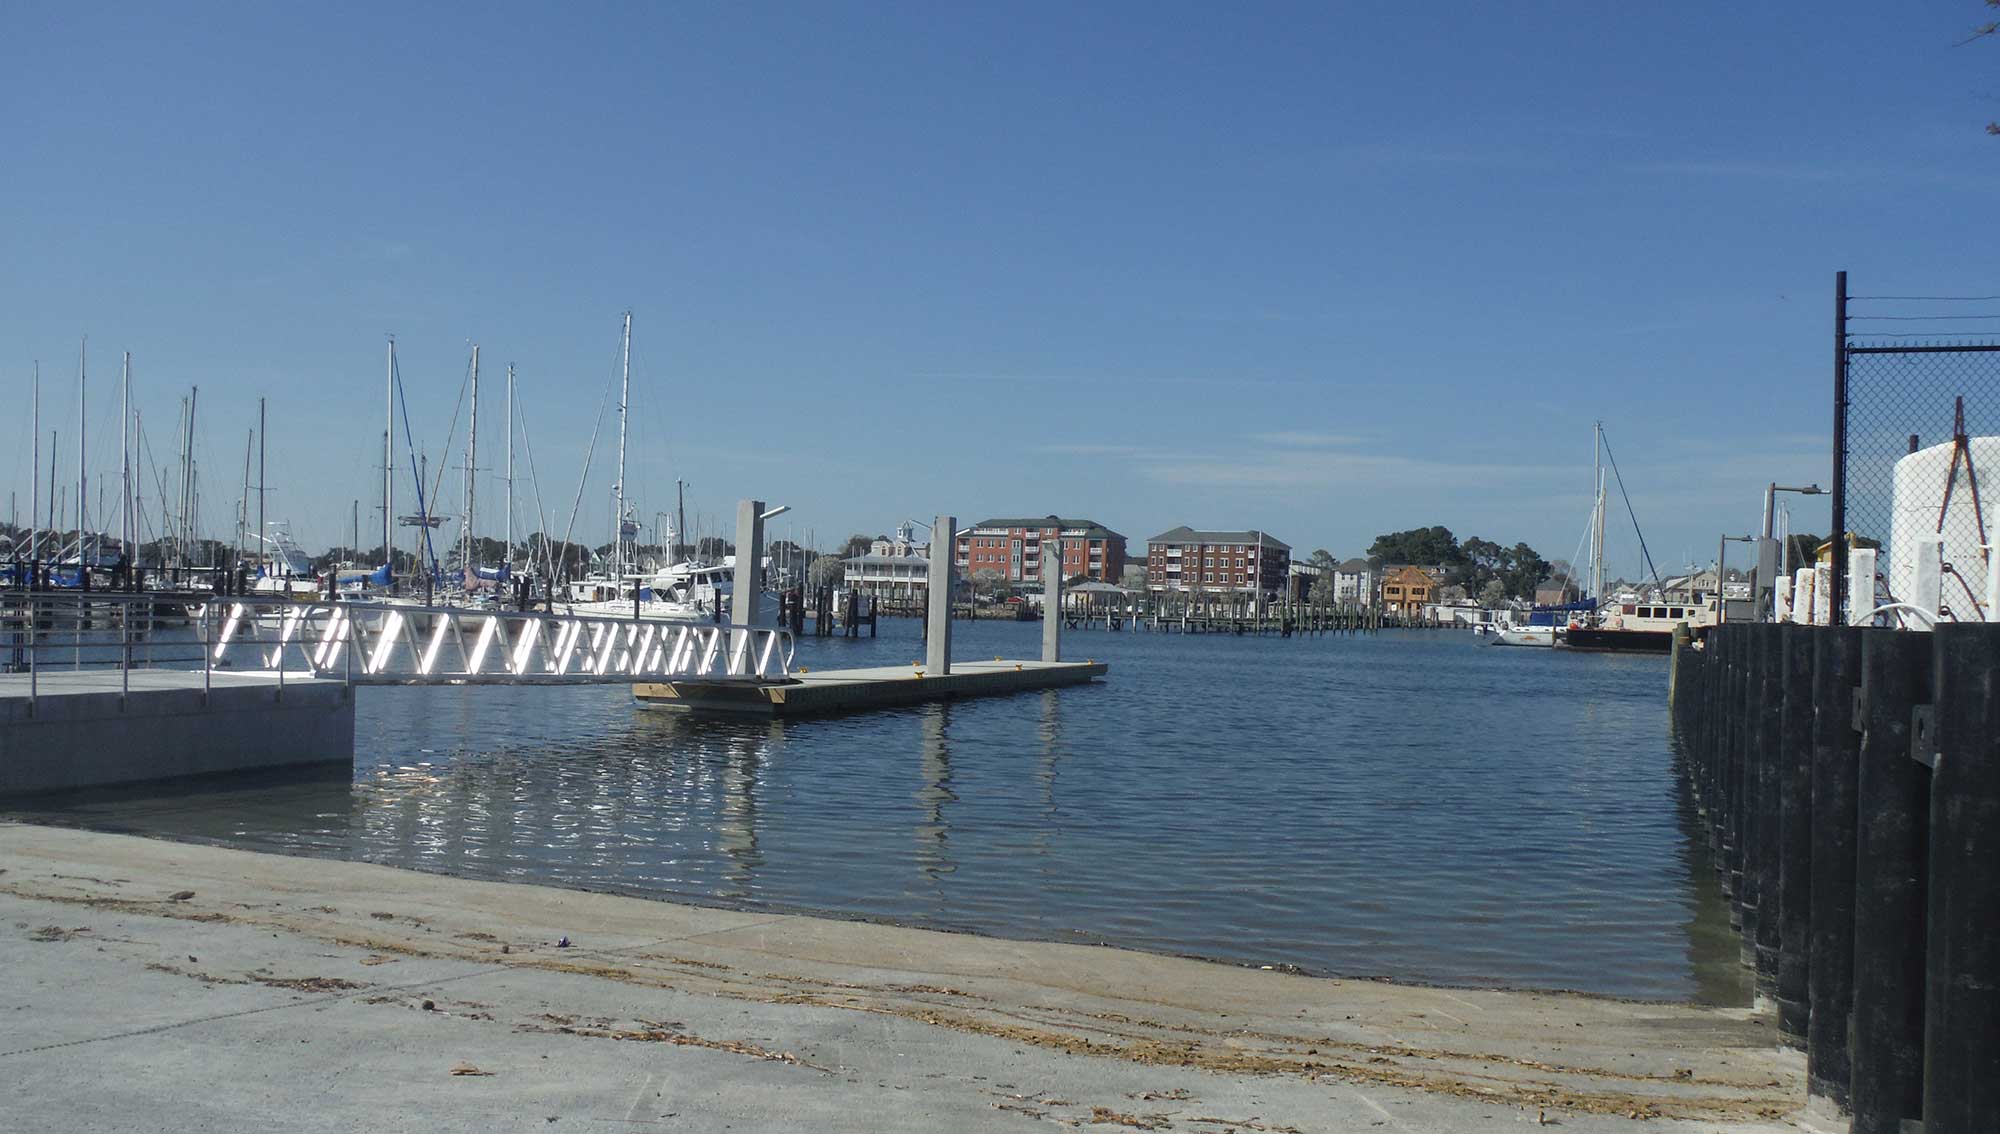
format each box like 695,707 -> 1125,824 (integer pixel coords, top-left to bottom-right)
1379,565 -> 1434,613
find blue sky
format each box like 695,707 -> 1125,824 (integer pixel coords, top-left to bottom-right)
3,3 -> 1994,577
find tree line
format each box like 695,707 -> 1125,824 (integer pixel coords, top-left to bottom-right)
1299,525 -> 1562,607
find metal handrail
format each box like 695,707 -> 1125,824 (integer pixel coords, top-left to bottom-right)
1,590 -> 794,702
2,589 -> 188,713
206,598 -> 794,685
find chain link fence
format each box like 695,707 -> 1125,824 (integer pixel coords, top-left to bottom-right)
1835,275 -> 2000,624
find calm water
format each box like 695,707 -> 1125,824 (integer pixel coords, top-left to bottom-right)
6,621 -> 1749,1004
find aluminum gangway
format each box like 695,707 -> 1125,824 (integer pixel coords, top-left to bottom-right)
212,599 -> 793,685
3,591 -> 791,698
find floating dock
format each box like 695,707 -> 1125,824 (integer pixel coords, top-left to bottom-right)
632,658 -> 1107,717
0,670 -> 354,796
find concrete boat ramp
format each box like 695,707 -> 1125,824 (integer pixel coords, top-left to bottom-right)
0,823 -> 1804,1132
635,659 -> 1107,716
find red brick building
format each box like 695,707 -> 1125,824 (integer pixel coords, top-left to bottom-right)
954,516 -> 1127,584
1144,526 -> 1291,600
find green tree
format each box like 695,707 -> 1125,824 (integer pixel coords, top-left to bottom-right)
807,555 -> 845,589
1367,526 -> 1462,570
840,533 -> 873,559
1307,548 -> 1337,606
1479,578 -> 1508,608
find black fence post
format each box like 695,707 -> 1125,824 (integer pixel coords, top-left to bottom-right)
1923,625 -> 2000,1134
1830,269 -> 1847,625
1775,623 -> 1813,1046
1850,629 -> 1931,1134
1807,625 -> 1863,1109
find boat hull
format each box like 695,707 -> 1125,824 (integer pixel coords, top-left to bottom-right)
1563,627 -> 1674,653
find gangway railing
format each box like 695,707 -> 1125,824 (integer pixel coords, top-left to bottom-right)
209,599 -> 794,685
2,589 -> 214,712
2,591 -> 793,707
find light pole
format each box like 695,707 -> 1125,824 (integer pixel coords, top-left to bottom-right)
1758,483 -> 1824,620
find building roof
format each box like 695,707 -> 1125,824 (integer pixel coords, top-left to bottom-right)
1337,557 -> 1372,573
1146,526 -> 1292,551
843,553 -> 930,567
961,516 -> 1123,540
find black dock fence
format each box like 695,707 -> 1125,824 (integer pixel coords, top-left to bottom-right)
1670,623 -> 1999,1134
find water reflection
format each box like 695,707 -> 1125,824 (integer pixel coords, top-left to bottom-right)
914,704 -> 957,883
4,626 -> 1748,1002
1670,743 -> 1754,1005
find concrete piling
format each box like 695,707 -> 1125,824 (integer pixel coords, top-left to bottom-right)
1042,537 -> 1062,663
924,514 -> 954,676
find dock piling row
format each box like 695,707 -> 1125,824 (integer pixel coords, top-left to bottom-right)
1670,622 -> 2000,1134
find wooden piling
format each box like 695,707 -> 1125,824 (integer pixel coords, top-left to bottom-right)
1806,625 -> 1862,1109
1922,625 -> 2000,1134
1751,624 -> 1783,994
1850,629 -> 1931,1134
1774,623 -> 1813,1046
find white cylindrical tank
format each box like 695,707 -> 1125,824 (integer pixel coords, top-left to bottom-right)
1889,437 -> 2000,622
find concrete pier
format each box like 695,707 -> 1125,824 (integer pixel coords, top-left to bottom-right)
0,670 -> 353,795
633,658 -> 1105,717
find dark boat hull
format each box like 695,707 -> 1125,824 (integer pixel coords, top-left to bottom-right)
1563,627 -> 1675,654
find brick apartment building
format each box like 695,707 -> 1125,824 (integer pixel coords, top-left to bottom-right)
954,517 -> 1127,584
1144,526 -> 1291,599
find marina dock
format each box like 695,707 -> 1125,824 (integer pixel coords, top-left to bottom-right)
633,657 -> 1107,716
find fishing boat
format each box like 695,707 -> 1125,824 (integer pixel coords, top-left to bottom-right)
1565,597 -> 1719,652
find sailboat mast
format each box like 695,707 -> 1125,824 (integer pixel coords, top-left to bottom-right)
238,426 -> 252,565
77,337 -> 86,566
182,388 -> 199,572
505,363 -> 515,571
614,311 -> 631,580
384,339 -> 395,574
676,478 -> 686,562
257,396 -> 266,571
1590,421 -> 1605,604
120,353 -> 132,574
465,344 -> 480,580
28,363 -> 38,566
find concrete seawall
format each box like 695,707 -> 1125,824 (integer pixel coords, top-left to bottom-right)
0,671 -> 354,795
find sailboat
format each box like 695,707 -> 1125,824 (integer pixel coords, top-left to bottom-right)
554,313 -> 713,622
1560,422 -> 1719,653
1490,423 -> 1610,648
